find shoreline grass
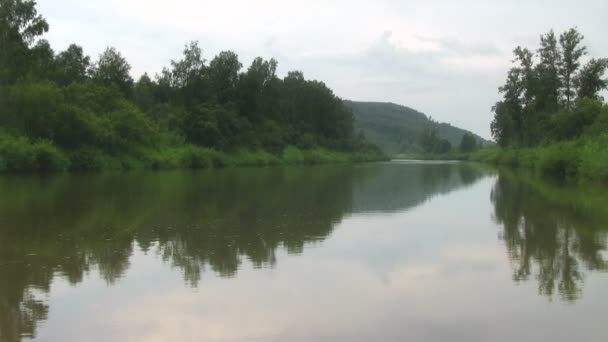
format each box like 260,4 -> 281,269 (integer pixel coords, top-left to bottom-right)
0,132 -> 387,173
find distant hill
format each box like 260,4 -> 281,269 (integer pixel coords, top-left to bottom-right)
344,100 -> 492,155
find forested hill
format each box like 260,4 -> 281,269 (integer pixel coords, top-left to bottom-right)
344,100 -> 491,155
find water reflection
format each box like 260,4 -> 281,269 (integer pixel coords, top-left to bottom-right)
491,169 -> 608,301
0,163 -> 490,341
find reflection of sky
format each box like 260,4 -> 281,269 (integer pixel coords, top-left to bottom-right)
36,177 -> 608,342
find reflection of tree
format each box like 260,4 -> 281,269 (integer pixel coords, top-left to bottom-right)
0,162 -> 489,340
491,172 -> 608,301
0,166 -> 355,340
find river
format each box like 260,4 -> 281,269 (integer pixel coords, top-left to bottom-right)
1,161 -> 607,341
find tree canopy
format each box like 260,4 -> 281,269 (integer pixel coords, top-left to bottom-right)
490,27 -> 608,148
0,1 -> 382,171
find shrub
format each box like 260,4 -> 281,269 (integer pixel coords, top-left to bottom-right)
537,142 -> 580,179
179,146 -> 211,169
69,147 -> 107,171
578,134 -> 608,183
282,145 -> 305,164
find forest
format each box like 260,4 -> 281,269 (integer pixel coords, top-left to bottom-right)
474,28 -> 608,182
0,0 -> 384,172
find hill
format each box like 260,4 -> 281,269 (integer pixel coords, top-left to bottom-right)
344,100 -> 491,155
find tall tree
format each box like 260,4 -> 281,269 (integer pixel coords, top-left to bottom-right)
90,47 -> 133,97
28,38 -> 54,79
513,46 -> 536,111
558,28 -> 586,109
498,68 -> 524,144
54,43 -> 90,86
161,41 -> 209,106
208,51 -> 242,105
0,0 -> 49,83
535,30 -> 561,113
574,58 -> 608,100
459,132 -> 477,153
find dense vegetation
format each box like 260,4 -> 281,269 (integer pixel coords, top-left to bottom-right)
344,100 -> 489,155
0,0 -> 384,172
484,28 -> 608,182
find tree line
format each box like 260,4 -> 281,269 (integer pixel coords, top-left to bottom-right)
0,0 -> 381,171
491,28 -> 608,147
419,127 -> 480,154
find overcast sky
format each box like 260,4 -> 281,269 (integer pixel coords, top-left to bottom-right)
36,0 -> 608,139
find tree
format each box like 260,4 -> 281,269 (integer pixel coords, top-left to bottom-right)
160,41 -> 209,107
491,101 -> 515,147
513,46 -> 536,111
90,47 -> 133,97
495,67 -> 524,145
574,58 -> 608,100
0,0 -> 49,83
535,30 -> 561,113
419,127 -> 439,153
558,28 -> 586,109
459,132 -> 477,153
28,38 -> 54,79
436,139 -> 452,154
54,43 -> 90,86
238,57 -> 279,122
208,51 -> 242,104
134,73 -> 156,112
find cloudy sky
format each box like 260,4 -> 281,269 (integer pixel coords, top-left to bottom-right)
36,0 -> 608,139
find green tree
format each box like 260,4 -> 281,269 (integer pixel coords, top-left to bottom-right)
53,43 -> 90,86
491,101 -> 515,147
161,41 -> 209,107
90,47 -> 133,97
28,38 -> 54,79
134,73 -> 156,112
238,57 -> 279,122
558,28 -> 586,109
459,132 -> 477,153
0,0 -> 49,83
419,127 -> 439,153
535,30 -> 561,113
208,51 -> 242,104
436,138 -> 452,154
574,58 -> 608,100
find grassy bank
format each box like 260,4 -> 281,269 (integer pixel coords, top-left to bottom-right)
393,151 -> 470,161
0,132 -> 387,172
468,134 -> 608,184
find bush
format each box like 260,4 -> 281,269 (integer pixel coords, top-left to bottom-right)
282,145 -> 305,164
32,141 -> 69,171
179,146 -> 212,169
69,147 -> 107,171
0,133 -> 68,172
578,134 -> 608,183
536,142 -> 580,179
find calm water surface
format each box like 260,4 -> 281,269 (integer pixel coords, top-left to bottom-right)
1,162 -> 607,341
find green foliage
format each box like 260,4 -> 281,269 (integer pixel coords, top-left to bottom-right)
491,27 -> 607,147
459,132 -> 477,153
0,1 -> 385,173
68,147 -> 106,170
485,27 -> 608,182
0,132 -> 68,171
471,134 -> 608,183
0,0 -> 49,83
90,47 -> 133,97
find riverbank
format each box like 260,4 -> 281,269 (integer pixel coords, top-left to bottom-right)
468,134 -> 608,183
0,133 -> 387,172
394,134 -> 608,184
